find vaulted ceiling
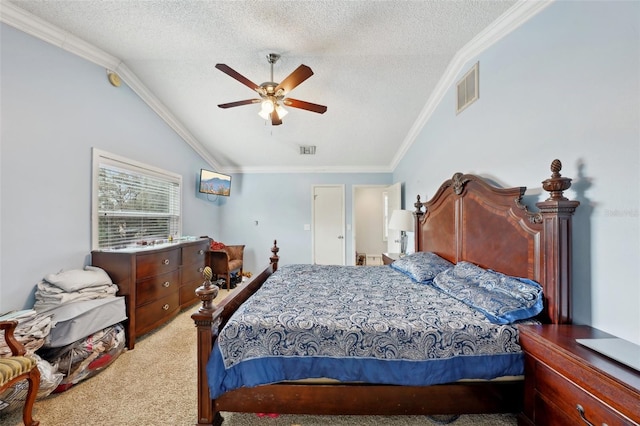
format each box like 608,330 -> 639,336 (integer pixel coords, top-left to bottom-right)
2,1 -> 548,173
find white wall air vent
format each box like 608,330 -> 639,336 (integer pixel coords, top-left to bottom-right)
300,145 -> 316,155
456,62 -> 479,114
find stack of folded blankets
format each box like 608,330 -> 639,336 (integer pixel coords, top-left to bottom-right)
0,309 -> 52,356
34,266 -> 127,392
0,310 -> 58,414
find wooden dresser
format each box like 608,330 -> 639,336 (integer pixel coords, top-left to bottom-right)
91,238 -> 209,349
518,324 -> 640,426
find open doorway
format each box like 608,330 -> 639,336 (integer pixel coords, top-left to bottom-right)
352,183 -> 400,265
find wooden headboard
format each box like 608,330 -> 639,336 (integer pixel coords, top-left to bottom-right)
413,159 -> 579,325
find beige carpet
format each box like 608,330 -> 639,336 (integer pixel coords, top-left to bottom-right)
1,288 -> 517,426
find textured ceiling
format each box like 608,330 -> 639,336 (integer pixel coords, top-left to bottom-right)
3,0 -> 528,173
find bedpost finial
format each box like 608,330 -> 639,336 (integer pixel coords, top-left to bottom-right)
195,266 -> 218,312
414,195 -> 424,214
270,240 -> 280,271
542,159 -> 572,201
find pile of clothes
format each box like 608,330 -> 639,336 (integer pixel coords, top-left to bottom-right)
0,309 -> 51,356
0,265 -> 128,415
34,266 -> 127,392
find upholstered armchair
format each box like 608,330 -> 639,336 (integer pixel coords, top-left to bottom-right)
208,245 -> 245,291
0,321 -> 40,426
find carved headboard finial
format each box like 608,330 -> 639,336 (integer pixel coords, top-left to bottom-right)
542,159 -> 572,201
452,172 -> 470,195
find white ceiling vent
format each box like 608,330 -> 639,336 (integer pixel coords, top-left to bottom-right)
456,62 -> 479,114
300,145 -> 317,155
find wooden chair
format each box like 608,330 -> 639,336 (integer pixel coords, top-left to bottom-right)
0,321 -> 40,426
208,245 -> 245,291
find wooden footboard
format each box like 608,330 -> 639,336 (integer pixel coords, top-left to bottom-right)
192,241 -> 279,426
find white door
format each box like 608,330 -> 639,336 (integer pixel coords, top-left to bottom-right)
385,182 -> 402,253
312,185 -> 345,265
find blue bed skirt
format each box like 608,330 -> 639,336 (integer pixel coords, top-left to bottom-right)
207,342 -> 523,399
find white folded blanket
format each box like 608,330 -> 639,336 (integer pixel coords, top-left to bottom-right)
44,266 -> 113,292
34,281 -> 118,311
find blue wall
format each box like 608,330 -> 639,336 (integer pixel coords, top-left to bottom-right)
394,0 -> 639,343
2,1 -> 638,344
0,24 -> 391,312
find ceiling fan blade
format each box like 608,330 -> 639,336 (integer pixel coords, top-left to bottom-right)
218,99 -> 261,109
275,65 -> 314,94
215,64 -> 260,91
283,98 -> 327,114
271,111 -> 283,126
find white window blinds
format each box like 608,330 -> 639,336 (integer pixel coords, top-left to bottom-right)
92,149 -> 182,250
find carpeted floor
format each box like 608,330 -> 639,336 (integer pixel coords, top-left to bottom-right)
1,288 -> 517,426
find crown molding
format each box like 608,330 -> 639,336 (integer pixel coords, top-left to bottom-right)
223,164 -> 393,174
390,0 -> 554,171
1,1 -> 221,171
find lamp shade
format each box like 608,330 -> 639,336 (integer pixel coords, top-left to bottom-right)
388,209 -> 414,232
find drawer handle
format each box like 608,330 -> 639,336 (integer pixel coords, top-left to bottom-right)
162,281 -> 170,288
163,259 -> 170,265
576,404 -> 595,426
162,304 -> 170,311
198,249 -> 204,255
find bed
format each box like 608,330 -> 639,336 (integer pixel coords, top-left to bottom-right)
192,159 -> 580,426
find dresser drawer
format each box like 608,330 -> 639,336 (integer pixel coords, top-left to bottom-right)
179,279 -> 201,307
534,393 -> 576,426
135,292 -> 180,336
182,262 -> 205,285
536,362 -> 632,426
136,249 -> 180,279
183,242 -> 208,262
136,269 -> 180,307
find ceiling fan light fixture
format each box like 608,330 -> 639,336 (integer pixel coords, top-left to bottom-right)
260,99 -> 274,114
275,104 -> 288,118
258,109 -> 270,120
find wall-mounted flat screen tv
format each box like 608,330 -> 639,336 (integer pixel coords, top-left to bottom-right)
199,169 -> 231,196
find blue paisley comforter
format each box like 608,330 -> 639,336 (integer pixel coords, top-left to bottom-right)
207,264 -> 532,398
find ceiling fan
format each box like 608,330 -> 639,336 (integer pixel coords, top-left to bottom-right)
215,53 -> 327,126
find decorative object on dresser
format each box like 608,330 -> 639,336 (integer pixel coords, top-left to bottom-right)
0,321 -> 40,426
192,159 -> 580,426
208,244 -> 245,291
92,238 -> 208,349
518,324 -> 640,426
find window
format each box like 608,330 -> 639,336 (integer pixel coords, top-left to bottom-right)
92,149 -> 182,250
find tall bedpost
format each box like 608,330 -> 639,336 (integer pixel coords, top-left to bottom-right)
413,195 -> 425,251
192,267 -> 219,426
536,159 -> 580,324
270,240 -> 280,271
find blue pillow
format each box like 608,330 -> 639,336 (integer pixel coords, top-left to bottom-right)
432,261 -> 543,324
390,252 -> 454,283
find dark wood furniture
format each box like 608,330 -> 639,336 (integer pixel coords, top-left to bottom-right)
92,238 -> 208,349
192,159 -> 579,426
518,325 -> 640,426
0,321 -> 40,426
208,245 -> 245,290
382,252 -> 400,265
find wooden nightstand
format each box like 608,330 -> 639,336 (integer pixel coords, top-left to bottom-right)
518,324 -> 640,426
382,253 -> 401,265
